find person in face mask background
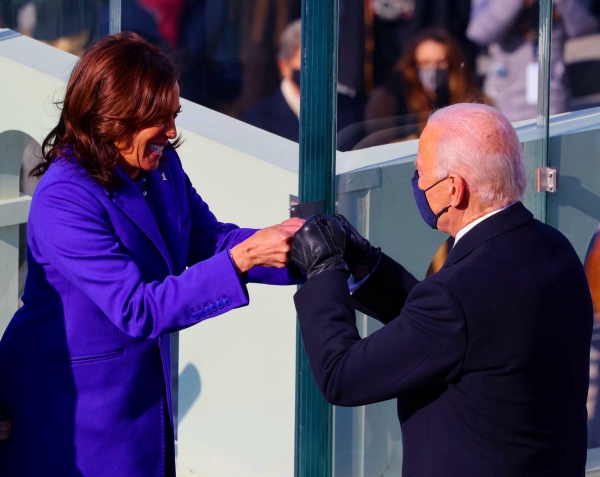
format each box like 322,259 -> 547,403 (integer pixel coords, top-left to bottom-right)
240,19 -> 364,149
362,28 -> 488,148
289,103 -> 593,477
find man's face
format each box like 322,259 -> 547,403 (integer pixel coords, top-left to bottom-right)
278,47 -> 302,93
415,125 -> 451,231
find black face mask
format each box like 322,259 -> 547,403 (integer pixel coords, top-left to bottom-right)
292,69 -> 301,88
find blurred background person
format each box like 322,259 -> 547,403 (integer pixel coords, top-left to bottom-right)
467,0 -> 599,122
366,0 -> 476,90
0,0 -> 101,56
361,28 -> 485,147
109,0 -> 241,112
240,19 -> 364,150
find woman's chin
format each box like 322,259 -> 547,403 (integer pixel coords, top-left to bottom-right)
142,155 -> 162,170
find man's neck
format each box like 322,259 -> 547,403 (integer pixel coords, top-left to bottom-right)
452,203 -> 515,244
455,205 -> 502,233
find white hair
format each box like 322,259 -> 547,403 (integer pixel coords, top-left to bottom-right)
278,19 -> 301,62
427,103 -> 526,207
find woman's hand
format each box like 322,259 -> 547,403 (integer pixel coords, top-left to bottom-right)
230,218 -> 305,273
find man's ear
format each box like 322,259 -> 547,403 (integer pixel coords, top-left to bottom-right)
448,174 -> 466,208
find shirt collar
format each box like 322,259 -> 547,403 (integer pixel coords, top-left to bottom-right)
453,202 -> 516,246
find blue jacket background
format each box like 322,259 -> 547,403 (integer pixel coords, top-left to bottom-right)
0,148 -> 300,476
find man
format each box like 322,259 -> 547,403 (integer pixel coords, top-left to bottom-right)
291,103 -> 593,476
239,19 -> 363,150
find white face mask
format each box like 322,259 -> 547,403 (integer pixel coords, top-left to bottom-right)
370,0 -> 415,20
418,67 -> 449,92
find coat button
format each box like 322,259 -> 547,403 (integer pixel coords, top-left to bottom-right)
204,306 -> 211,315
216,300 -> 224,309
210,303 -> 218,312
223,297 -> 231,306
191,312 -> 198,319
198,309 -> 206,319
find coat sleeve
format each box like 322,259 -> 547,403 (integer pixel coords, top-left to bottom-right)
184,170 -> 304,285
349,253 -> 419,324
31,181 -> 251,340
294,270 -> 467,407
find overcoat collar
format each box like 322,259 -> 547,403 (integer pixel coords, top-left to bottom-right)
109,164 -> 176,274
442,201 -> 534,269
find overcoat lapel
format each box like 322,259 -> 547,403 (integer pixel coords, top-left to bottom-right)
442,202 -> 534,270
110,165 -> 175,274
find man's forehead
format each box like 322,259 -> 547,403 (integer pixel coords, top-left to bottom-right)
416,124 -> 440,169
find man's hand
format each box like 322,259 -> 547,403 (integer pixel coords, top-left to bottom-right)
333,214 -> 381,281
290,214 -> 350,279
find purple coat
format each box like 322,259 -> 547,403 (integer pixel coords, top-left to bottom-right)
0,148 -> 300,476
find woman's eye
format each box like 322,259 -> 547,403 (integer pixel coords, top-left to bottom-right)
173,108 -> 182,119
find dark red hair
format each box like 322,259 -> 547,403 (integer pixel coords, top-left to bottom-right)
32,31 -> 181,188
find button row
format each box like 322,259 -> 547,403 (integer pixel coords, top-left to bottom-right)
191,296 -> 232,320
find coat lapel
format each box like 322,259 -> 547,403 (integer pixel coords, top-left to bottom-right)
146,164 -> 184,273
442,202 -> 534,270
110,165 -> 175,274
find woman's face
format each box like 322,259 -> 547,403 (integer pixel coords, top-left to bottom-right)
116,81 -> 181,178
415,40 -> 449,71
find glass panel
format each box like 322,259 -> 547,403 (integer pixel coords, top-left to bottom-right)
0,1 -> 105,56
336,0 -> 545,152
332,2 -> 551,473
555,0 -> 600,113
0,1 -> 307,143
335,105 -> 600,473
112,0 -> 303,142
544,0 -> 600,461
335,151 -> 438,477
0,7 -> 302,475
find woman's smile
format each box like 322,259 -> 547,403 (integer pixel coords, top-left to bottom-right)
116,81 -> 180,178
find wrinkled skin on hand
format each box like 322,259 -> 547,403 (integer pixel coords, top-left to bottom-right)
290,214 -> 350,279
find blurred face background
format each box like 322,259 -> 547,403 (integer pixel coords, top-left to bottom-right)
415,40 -> 449,95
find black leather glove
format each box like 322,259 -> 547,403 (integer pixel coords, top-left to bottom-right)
290,214 -> 350,280
333,214 -> 381,281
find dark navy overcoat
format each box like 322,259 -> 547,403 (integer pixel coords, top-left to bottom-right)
295,202 -> 593,477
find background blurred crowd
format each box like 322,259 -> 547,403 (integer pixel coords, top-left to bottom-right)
3,0 -> 600,150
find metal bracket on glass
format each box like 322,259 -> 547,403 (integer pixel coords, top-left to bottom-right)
289,199 -> 326,219
536,167 -> 557,193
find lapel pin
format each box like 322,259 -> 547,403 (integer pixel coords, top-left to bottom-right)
161,172 -> 167,181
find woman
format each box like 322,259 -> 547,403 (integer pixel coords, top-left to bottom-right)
0,32 -> 303,476
362,28 -> 485,147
